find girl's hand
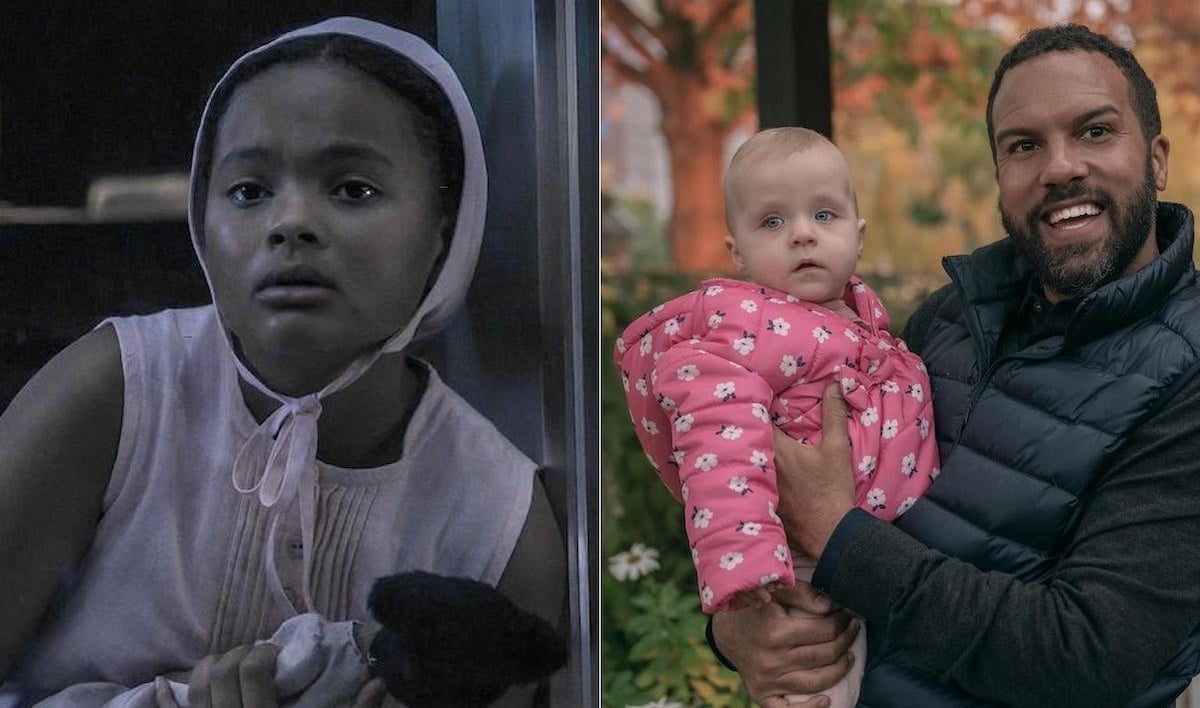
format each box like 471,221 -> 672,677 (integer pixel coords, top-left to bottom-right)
154,643 -> 279,708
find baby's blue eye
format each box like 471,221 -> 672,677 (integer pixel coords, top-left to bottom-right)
761,215 -> 784,230
814,210 -> 834,222
332,181 -> 381,202
227,182 -> 271,206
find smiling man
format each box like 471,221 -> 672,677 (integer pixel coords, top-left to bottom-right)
709,24 -> 1200,708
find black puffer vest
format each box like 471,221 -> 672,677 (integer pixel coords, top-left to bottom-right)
860,203 -> 1200,707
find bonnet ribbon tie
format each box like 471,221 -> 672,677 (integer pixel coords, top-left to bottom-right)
231,393 -> 323,614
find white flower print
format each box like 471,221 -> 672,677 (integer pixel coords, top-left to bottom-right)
852,282 -> 866,293
860,407 -> 880,426
635,377 -> 648,397
881,380 -> 900,394
691,545 -> 699,563
714,381 -> 737,401
751,402 -> 770,423
882,419 -> 899,439
616,338 -> 627,354
878,340 -> 894,351
677,364 -> 700,381
907,383 -> 925,402
719,551 -> 745,570
708,310 -> 726,328
732,333 -> 756,356
641,418 -> 659,436
671,448 -> 686,467
841,376 -> 857,394
674,413 -> 695,433
704,285 -> 724,296
651,304 -> 665,314
768,317 -> 792,336
897,497 -> 917,516
663,316 -> 682,336
719,425 -> 744,441
901,452 -> 917,477
738,521 -> 762,536
768,501 -> 782,524
786,294 -> 800,303
650,369 -> 658,385
812,325 -> 832,343
858,456 -> 877,476
750,450 -> 769,469
844,328 -> 859,343
780,355 -> 801,376
867,359 -> 881,375
680,482 -> 689,500
760,573 -> 780,586
918,417 -> 930,439
620,371 -> 629,392
639,333 -> 653,356
657,393 -> 675,410
729,476 -> 751,494
692,507 -> 713,528
866,488 -> 887,510
695,453 -> 718,472
774,544 -> 789,562
700,583 -> 714,606
608,543 -> 660,581
652,352 -> 662,364
740,299 -> 758,313
931,466 -> 941,481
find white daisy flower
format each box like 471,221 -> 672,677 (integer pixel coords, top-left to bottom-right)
931,466 -> 941,481
663,317 -> 681,336
897,497 -> 917,516
719,425 -> 744,441
881,380 -> 900,394
918,417 -> 930,439
774,544 -> 789,562
738,521 -> 762,536
750,450 -> 769,469
729,476 -> 751,494
719,551 -> 745,570
700,584 -> 714,606
844,328 -> 859,343
760,573 -> 781,587
907,383 -> 925,402
867,359 -> 881,374
751,402 -> 770,423
841,376 -> 857,394
657,393 -> 675,410
704,285 -> 724,296
780,354 -> 802,376
635,378 -> 648,397
812,325 -> 831,343
866,488 -> 887,510
651,304 -> 665,314
860,407 -> 879,426
680,482 -> 689,500
732,334 -> 756,356
639,333 -> 653,355
616,338 -> 627,354
677,364 -> 700,381
768,317 -> 791,336
608,543 -> 660,581
740,299 -> 758,313
901,452 -> 917,476
852,282 -> 866,292
641,418 -> 659,436
708,311 -> 725,328
695,453 -> 718,472
692,507 -> 713,528
882,419 -> 899,439
714,381 -> 737,401
674,413 -> 695,433
671,449 -> 686,466
691,546 -> 699,563
858,455 -> 877,476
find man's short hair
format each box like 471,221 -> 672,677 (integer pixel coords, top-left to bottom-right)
985,24 -> 1161,162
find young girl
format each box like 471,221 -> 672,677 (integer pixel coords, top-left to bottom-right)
615,128 -> 938,706
0,17 -> 562,707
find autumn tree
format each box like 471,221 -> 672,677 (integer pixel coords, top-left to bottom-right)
602,0 -> 754,273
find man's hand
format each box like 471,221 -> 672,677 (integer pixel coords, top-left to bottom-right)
711,582 -> 861,706
774,384 -> 856,559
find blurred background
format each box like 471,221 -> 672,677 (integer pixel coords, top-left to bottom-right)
600,1 -> 1200,705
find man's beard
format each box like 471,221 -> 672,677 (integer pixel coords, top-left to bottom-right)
999,166 -> 1156,300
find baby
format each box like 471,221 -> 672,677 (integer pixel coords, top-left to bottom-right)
615,127 -> 940,705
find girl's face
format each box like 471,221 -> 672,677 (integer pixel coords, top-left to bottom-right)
203,60 -> 445,390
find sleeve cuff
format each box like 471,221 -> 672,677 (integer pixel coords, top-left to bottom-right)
811,507 -> 874,592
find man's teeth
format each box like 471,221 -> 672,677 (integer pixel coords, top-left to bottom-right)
1047,203 -> 1101,225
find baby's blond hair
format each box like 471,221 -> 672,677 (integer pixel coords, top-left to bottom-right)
723,127 -> 856,232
